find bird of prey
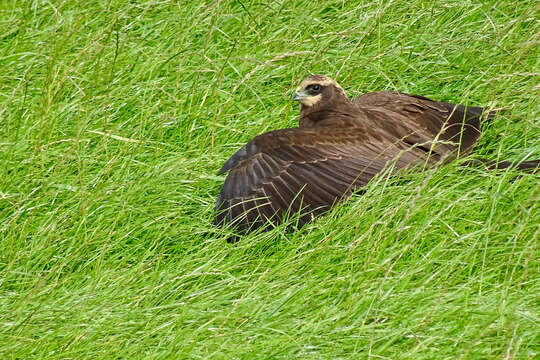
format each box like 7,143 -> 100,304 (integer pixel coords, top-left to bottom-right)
214,75 -> 538,235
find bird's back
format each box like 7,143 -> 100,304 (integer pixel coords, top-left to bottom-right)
352,91 -> 495,160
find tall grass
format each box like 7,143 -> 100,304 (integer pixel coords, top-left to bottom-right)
1,0 -> 538,358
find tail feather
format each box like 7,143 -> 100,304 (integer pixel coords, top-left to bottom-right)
441,103 -> 499,124
464,158 -> 540,172
430,103 -> 494,155
513,160 -> 540,170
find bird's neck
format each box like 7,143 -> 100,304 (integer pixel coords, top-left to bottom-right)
299,107 -> 360,128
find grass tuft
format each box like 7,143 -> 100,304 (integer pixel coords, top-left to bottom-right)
1,0 -> 539,358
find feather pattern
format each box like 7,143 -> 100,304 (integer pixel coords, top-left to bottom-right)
214,75 -> 515,235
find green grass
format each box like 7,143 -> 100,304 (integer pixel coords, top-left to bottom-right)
1,0 -> 539,358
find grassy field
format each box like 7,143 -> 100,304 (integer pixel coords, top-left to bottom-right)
1,0 -> 539,358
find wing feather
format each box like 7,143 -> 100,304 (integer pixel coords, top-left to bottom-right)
214,128 -> 426,232
353,91 -> 488,158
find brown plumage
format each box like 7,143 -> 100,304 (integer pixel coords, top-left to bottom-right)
214,75 -> 539,235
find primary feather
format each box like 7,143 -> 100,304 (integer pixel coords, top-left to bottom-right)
214,75 -> 535,236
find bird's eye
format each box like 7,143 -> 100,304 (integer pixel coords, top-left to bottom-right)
311,84 -> 321,91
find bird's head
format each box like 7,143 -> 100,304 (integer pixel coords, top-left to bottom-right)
293,75 -> 349,111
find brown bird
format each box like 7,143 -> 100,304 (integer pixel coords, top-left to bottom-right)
214,75 -> 539,236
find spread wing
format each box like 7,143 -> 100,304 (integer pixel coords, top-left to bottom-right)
353,91 -> 492,157
214,127 -> 429,233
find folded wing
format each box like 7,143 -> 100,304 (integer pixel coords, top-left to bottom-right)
353,91 -> 492,158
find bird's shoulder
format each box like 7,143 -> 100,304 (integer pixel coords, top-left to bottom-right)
218,126 -> 383,174
352,91 -> 448,114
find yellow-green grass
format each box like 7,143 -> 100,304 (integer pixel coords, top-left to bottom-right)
1,0 -> 539,358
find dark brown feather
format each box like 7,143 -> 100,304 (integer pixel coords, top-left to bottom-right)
214,127 -> 430,232
215,75 -> 531,236
352,91 -> 494,158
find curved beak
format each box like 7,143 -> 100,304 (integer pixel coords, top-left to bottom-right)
292,87 -> 308,101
